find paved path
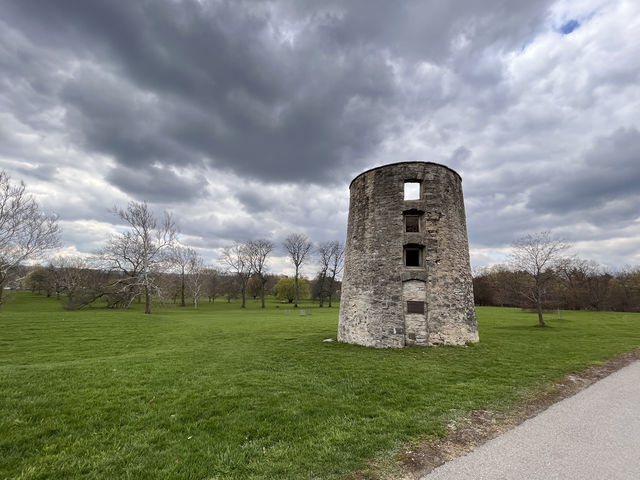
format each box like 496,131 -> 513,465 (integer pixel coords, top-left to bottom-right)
421,361 -> 640,480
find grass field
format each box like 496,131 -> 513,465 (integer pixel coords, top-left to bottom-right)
1,292 -> 640,479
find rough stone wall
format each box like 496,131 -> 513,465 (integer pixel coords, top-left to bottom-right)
338,162 -> 478,348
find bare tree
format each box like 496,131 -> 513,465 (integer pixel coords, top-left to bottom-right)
0,170 -> 60,306
53,256 -> 92,305
169,245 -> 200,307
221,241 -> 251,308
185,252 -> 205,309
98,233 -> 144,308
510,231 -> 570,326
246,239 -> 274,308
47,260 -> 65,300
615,267 -> 640,312
556,257 -> 610,310
99,201 -> 177,314
220,273 -> 240,303
283,233 -> 313,308
315,242 -> 332,307
23,264 -> 54,296
204,268 -> 222,303
326,241 -> 345,307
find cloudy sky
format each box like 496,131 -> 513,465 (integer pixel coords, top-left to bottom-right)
1,0 -> 639,275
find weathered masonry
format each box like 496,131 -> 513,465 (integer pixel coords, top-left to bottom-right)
338,162 -> 479,348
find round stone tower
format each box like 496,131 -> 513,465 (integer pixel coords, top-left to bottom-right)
338,162 -> 478,348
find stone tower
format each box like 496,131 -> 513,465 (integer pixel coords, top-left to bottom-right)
338,162 -> 478,348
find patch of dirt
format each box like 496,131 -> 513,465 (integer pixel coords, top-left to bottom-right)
354,348 -> 640,480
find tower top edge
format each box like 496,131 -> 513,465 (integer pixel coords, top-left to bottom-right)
349,161 -> 461,188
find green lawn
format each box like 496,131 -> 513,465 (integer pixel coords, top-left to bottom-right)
1,293 -> 639,480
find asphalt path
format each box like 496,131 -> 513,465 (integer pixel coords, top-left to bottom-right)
421,361 -> 640,480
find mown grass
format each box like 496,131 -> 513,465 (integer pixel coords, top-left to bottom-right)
1,292 -> 639,479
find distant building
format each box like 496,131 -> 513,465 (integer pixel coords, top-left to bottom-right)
338,162 -> 478,347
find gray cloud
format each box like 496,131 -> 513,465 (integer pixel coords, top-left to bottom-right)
1,0 -> 639,269
0,0 -> 554,186
14,164 -> 59,182
528,128 -> 640,215
106,164 -> 209,203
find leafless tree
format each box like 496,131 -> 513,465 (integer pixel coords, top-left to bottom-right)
0,170 -> 60,306
283,233 -> 313,308
221,241 -> 251,308
169,245 -> 200,307
614,267 -> 640,312
220,273 -> 240,303
315,242 -> 332,307
52,256 -> 93,305
557,257 -> 611,310
23,264 -> 54,296
246,239 -> 274,308
47,260 -> 65,300
326,241 -> 345,307
98,201 -> 177,314
510,231 -> 570,326
185,252 -> 206,309
204,268 -> 222,302
472,264 -> 523,307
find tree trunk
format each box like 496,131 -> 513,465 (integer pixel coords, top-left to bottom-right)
145,287 -> 151,314
260,280 -> 266,308
327,274 -> 336,307
180,268 -> 186,307
536,299 -> 546,326
241,281 -> 247,308
294,267 -> 299,308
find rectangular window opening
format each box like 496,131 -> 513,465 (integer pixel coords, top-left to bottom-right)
405,215 -> 420,233
404,248 -> 422,267
404,181 -> 421,200
407,301 -> 425,314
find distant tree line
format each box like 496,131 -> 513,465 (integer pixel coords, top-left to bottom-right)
472,232 -> 640,323
22,262 -> 341,310
1,169 -> 344,313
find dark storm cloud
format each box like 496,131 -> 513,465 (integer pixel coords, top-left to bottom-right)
106,164 -> 209,203
235,189 -> 271,214
1,0 -> 553,188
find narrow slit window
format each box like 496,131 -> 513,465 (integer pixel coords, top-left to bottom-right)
405,215 -> 420,232
404,182 -> 421,200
